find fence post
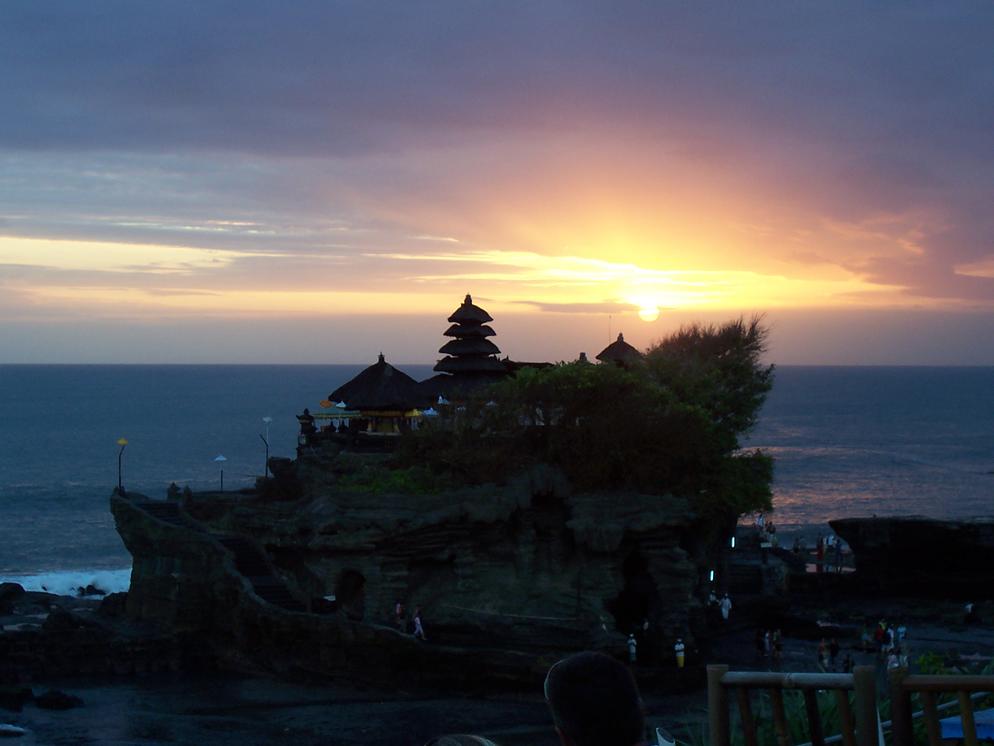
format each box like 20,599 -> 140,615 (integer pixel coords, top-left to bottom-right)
708,664 -> 730,746
889,667 -> 912,746
852,665 -> 877,746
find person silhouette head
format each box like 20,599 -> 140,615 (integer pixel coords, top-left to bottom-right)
544,651 -> 646,746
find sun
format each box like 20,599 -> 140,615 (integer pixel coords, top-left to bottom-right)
637,304 -> 660,322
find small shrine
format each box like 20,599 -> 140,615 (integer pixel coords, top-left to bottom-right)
595,333 -> 643,369
321,353 -> 427,438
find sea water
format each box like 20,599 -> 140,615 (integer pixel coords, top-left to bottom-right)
1,365 -> 992,591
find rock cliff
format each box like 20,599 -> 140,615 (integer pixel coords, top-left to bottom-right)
112,458 -> 705,686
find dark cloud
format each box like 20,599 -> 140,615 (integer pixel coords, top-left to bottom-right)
2,2 -> 991,159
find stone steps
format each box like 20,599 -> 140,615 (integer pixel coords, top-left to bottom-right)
212,536 -> 306,612
133,499 -> 306,614
140,500 -> 198,529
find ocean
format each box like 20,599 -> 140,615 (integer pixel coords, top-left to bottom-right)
1,364 -> 992,594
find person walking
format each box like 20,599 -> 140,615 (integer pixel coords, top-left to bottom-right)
413,606 -> 427,641
719,593 -> 732,622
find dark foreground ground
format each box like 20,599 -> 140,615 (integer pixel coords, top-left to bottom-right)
3,595 -> 994,745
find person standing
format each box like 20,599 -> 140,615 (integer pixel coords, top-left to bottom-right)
413,606 -> 427,641
674,638 -> 686,668
719,593 -> 732,622
627,634 -> 638,664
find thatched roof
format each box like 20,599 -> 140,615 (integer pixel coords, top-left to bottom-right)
434,355 -> 507,374
447,294 -> 493,324
328,353 -> 427,411
595,333 -> 643,368
443,323 -> 495,338
418,372 -> 504,401
438,337 -> 501,357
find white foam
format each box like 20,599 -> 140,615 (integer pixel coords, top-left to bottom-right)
0,567 -> 131,597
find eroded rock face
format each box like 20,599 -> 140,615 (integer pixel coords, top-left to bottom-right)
112,460 -> 704,685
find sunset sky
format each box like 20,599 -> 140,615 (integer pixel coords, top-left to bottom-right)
2,2 -> 993,364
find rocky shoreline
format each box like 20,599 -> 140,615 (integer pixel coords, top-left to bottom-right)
3,579 -> 993,745
6,487 -> 994,744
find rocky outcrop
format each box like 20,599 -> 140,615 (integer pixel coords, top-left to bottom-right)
0,590 -> 198,684
110,460 -> 706,686
830,515 -> 994,596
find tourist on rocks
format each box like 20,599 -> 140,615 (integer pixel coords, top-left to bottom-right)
860,625 -> 873,651
885,626 -> 896,654
544,651 -> 648,746
887,649 -> 901,670
627,633 -> 638,664
413,607 -> 427,641
874,621 -> 887,655
719,593 -> 732,622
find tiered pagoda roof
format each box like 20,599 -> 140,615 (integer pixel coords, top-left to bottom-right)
433,294 -> 506,375
595,333 -> 643,369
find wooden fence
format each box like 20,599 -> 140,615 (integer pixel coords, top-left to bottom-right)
888,669 -> 994,746
708,665 -> 994,746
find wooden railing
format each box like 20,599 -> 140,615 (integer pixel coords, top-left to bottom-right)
888,669 -> 994,746
708,665 -> 878,746
708,665 -> 994,746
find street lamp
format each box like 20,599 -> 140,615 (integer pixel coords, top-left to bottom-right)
260,416 -> 273,477
213,454 -> 227,491
116,438 -> 128,494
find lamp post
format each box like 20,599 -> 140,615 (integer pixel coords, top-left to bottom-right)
116,438 -> 128,494
261,416 -> 273,477
214,454 -> 227,491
